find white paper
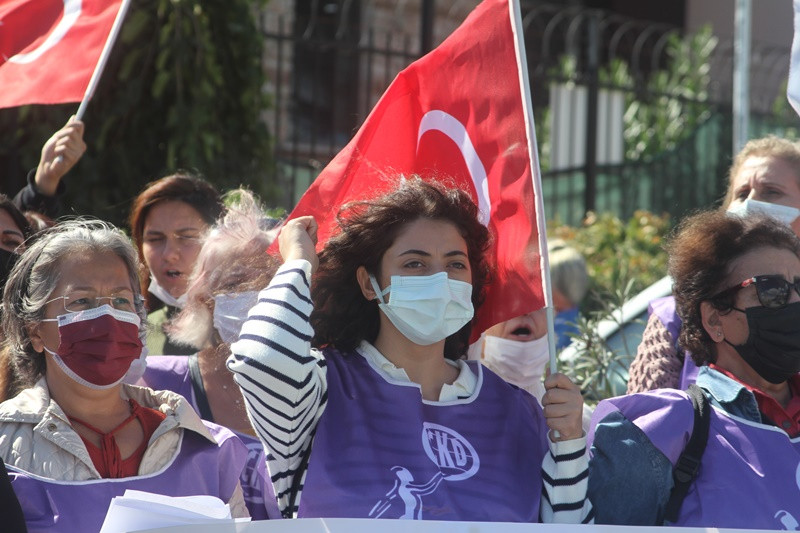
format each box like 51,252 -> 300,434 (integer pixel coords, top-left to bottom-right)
99,490 -> 240,533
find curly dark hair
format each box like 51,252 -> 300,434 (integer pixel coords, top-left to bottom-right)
311,177 -> 491,360
669,210 -> 800,366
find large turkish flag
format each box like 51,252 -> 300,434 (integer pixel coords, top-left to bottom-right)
0,0 -> 123,108
282,0 -> 546,340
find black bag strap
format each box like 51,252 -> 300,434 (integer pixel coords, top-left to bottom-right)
664,383 -> 710,523
187,353 -> 214,421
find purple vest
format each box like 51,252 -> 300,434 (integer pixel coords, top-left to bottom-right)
9,422 -> 245,533
649,296 -> 698,388
298,348 -> 548,521
592,389 -> 800,528
141,355 -> 280,520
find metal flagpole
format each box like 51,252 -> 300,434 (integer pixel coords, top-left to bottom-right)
733,0 -> 751,153
507,0 -> 559,376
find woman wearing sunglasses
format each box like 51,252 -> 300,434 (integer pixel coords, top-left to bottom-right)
588,210 -> 800,527
628,135 -> 800,393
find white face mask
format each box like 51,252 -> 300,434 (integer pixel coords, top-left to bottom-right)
482,334 -> 549,401
727,198 -> 800,226
369,272 -> 474,346
148,274 -> 187,309
213,291 -> 260,345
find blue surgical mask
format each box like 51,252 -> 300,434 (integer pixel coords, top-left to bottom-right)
369,272 -> 474,345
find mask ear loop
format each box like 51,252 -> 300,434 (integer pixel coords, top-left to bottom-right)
369,275 -> 389,304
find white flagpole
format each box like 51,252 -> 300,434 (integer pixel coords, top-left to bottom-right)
508,0 -> 559,375
787,0 -> 800,116
74,0 -> 133,120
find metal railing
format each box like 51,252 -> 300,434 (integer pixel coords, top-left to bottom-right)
260,1 -> 794,225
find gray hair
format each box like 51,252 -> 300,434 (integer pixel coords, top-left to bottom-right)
1,219 -> 146,390
168,189 -> 281,349
548,239 -> 589,307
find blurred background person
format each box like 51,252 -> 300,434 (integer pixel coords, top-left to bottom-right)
590,210 -> 800,527
0,196 -> 32,289
139,190 -> 281,519
548,239 -> 590,350
128,173 -> 224,356
468,308 -> 593,431
0,219 -> 248,531
0,196 -> 34,404
628,136 -> 800,393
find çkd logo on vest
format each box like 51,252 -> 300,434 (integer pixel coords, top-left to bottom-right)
421,422 -> 480,481
369,423 -> 480,520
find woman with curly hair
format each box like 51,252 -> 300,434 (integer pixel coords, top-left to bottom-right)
589,210 -> 800,527
228,178 -> 590,523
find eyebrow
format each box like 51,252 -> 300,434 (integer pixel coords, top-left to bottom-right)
398,249 -> 468,257
2,229 -> 23,238
144,227 -> 202,235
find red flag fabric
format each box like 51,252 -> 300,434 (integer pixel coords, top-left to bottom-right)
0,0 -> 123,108
283,0 -> 544,341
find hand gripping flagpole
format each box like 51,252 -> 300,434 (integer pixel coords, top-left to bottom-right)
507,0 -> 559,377
74,0 -> 133,121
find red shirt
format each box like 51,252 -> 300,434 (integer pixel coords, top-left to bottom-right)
710,364 -> 800,437
70,399 -> 167,478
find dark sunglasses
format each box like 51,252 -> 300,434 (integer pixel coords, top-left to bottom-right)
712,275 -> 800,309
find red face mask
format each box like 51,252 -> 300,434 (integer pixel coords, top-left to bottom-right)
42,305 -> 143,389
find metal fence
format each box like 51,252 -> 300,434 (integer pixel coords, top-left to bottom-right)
260,1 -> 794,226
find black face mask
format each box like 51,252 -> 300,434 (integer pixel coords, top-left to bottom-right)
725,301 -> 800,384
0,248 -> 19,294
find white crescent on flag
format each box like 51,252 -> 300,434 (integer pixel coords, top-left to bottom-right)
417,110 -> 492,226
8,0 -> 82,64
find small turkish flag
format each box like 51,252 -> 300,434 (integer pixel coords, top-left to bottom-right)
281,0 -> 546,341
0,0 -> 123,108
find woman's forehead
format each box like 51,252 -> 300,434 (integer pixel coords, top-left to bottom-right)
54,251 -> 134,291
387,219 -> 468,253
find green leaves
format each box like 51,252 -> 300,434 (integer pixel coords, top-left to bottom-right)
551,210 -> 671,403
551,209 -> 670,311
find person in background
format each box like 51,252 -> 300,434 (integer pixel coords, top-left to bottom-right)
0,196 -> 32,287
128,173 -> 224,356
229,178 -> 591,523
468,308 -> 593,431
12,117 -> 86,218
0,219 -> 248,531
139,190 -> 281,519
548,239 -> 589,350
628,135 -> 800,393
589,211 -> 800,527
0,196 -> 34,403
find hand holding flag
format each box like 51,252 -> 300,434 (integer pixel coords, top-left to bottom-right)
279,0 -> 552,347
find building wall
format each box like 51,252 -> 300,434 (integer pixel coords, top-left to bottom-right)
685,0 -> 792,111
